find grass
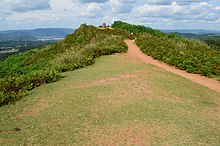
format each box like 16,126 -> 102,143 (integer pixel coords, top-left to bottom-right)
0,24 -> 132,105
0,54 -> 220,145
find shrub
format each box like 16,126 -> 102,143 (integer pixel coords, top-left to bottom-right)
0,69 -> 61,106
136,33 -> 220,79
112,21 -> 220,80
112,20 -> 180,39
0,24 -> 130,106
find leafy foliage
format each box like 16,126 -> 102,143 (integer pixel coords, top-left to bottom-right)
0,24 -> 132,106
171,32 -> 220,51
204,39 -> 220,51
112,20 -> 180,39
136,33 -> 220,78
112,20 -> 220,79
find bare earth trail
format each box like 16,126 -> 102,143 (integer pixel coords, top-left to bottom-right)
124,40 -> 220,93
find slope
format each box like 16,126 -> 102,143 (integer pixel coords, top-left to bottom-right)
112,21 -> 220,80
0,24 -> 133,106
0,51 -> 220,145
125,40 -> 220,93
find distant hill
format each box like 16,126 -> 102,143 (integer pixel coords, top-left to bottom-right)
170,32 -> 220,40
161,29 -> 220,34
0,28 -> 74,41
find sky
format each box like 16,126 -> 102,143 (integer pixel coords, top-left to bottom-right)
0,0 -> 220,30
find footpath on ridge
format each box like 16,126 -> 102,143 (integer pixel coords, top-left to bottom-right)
124,40 -> 220,93
1,40 -> 220,145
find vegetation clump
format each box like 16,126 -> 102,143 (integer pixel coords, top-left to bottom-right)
0,24 -> 133,106
112,21 -> 220,80
112,20 -> 180,39
204,39 -> 220,51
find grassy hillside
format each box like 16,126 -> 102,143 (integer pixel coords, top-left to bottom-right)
0,21 -> 220,145
1,21 -> 219,106
0,54 -> 219,145
112,21 -> 220,80
0,24 -> 134,106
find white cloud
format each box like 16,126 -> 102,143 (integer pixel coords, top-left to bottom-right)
134,1 -> 219,21
110,0 -> 134,13
80,2 -> 105,18
0,0 -> 219,30
145,0 -> 212,5
215,6 -> 220,10
4,0 -> 51,12
146,0 -> 173,5
119,0 -> 135,3
77,0 -> 109,3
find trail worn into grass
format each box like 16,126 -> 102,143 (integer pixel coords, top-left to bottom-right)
125,40 -> 220,93
0,52 -> 220,145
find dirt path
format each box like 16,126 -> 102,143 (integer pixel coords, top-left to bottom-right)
124,40 -> 220,93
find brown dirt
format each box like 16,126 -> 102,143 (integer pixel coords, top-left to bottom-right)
124,40 -> 220,93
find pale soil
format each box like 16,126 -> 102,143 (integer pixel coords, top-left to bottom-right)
124,40 -> 220,93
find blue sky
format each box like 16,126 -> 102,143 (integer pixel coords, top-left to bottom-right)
0,0 -> 220,30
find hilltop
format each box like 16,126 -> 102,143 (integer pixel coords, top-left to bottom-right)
0,24 -> 134,106
1,20 -> 220,105
0,21 -> 220,145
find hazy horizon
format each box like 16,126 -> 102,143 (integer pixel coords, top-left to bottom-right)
1,27 -> 220,32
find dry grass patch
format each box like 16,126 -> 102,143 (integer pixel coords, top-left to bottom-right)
15,98 -> 52,118
77,74 -> 138,88
88,75 -> 152,117
77,122 -> 189,146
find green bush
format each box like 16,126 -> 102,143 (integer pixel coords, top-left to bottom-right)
112,21 -> 180,39
111,21 -> 220,80
0,24 -> 130,106
205,39 -> 220,51
136,33 -> 220,79
0,69 -> 60,106
53,35 -> 127,72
